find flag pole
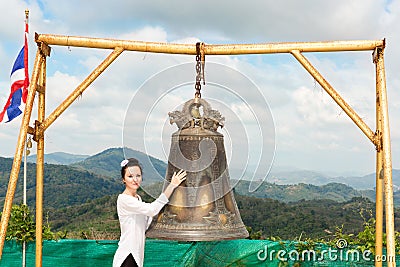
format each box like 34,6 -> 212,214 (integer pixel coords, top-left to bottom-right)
0,25 -> 41,264
22,9 -> 29,267
22,142 -> 27,267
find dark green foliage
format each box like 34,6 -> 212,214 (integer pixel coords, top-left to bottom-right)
0,203 -> 66,243
44,191 -> 400,242
3,204 -> 35,243
246,226 -> 264,240
46,187 -> 156,239
236,194 -> 385,240
233,180 -> 376,203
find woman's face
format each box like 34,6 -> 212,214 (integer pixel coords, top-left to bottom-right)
123,166 -> 142,191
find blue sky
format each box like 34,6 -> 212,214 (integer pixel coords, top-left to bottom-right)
1,0 -> 399,177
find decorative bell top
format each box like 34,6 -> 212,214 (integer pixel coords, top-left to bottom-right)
168,97 -> 225,131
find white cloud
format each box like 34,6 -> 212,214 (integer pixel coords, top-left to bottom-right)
0,0 -> 398,175
118,26 -> 168,42
292,86 -> 350,126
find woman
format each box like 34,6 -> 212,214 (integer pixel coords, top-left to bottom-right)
113,158 -> 187,267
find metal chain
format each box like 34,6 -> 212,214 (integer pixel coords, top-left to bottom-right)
195,42 -> 203,98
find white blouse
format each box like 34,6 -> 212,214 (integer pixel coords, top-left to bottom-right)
112,193 -> 169,267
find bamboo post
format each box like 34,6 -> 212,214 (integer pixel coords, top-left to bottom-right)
290,50 -> 377,145
35,52 -> 47,267
375,47 -> 395,266
375,105 -> 384,267
374,48 -> 384,267
0,49 -> 43,259
375,112 -> 384,266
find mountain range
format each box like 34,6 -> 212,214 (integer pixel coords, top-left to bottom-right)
22,148 -> 400,190
1,147 -> 399,209
27,152 -> 89,165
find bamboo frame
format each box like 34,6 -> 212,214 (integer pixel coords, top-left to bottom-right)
35,33 -> 384,54
375,105 -> 384,266
35,49 -> 47,267
0,34 -> 393,267
375,48 -> 395,266
375,47 -> 384,267
0,48 -> 43,256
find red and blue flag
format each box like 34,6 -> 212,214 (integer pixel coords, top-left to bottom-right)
0,17 -> 29,123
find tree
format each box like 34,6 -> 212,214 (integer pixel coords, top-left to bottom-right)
0,203 -> 66,243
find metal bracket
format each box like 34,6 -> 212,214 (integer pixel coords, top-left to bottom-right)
375,130 -> 383,152
36,84 -> 45,94
27,126 -> 35,136
372,41 -> 385,64
37,41 -> 51,57
33,120 -> 43,142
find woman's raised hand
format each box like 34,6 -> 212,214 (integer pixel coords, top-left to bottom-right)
163,169 -> 187,199
170,169 -> 187,188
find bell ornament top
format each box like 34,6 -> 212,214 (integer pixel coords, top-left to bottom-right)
168,97 -> 225,131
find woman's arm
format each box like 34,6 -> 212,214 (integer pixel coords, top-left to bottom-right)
118,170 -> 187,217
118,194 -> 169,217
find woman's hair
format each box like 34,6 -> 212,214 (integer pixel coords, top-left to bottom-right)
120,158 -> 143,179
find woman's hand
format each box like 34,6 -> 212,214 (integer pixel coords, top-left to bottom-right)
163,169 -> 187,199
170,169 -> 187,188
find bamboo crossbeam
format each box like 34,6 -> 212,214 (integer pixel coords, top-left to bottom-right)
36,33 -> 384,54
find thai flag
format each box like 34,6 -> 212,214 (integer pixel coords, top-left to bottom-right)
0,18 -> 29,123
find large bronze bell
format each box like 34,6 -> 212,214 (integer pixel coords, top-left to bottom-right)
146,97 -> 249,241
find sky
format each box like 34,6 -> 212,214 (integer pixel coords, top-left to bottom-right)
0,0 -> 399,178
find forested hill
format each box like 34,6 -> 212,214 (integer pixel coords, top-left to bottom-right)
1,149 -> 400,210
2,149 -> 400,240
69,147 -> 166,185
236,194 -> 400,239
233,180 -> 376,203
47,192 -> 400,240
0,147 -> 167,209
0,157 -> 122,209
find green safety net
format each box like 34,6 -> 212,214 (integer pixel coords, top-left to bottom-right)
1,239 -> 398,266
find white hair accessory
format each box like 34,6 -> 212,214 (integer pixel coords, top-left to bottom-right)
120,159 -> 129,167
